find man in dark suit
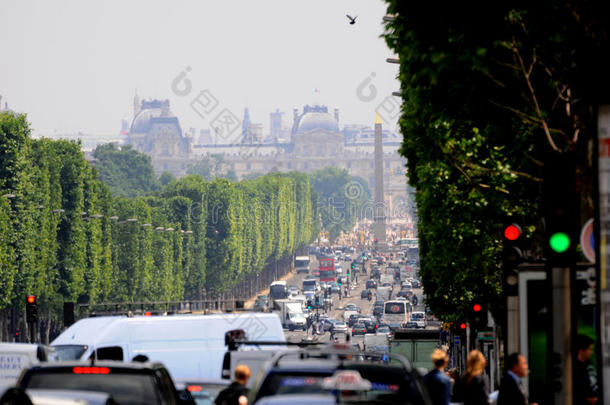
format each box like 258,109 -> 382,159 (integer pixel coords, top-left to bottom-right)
423,349 -> 452,405
497,353 -> 537,405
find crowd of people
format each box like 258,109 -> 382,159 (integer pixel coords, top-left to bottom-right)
423,334 -> 598,405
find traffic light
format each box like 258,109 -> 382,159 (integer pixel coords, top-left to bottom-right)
315,295 -> 320,307
502,223 -> 523,296
470,302 -> 488,330
306,299 -> 312,309
26,295 -> 37,323
544,151 -> 577,266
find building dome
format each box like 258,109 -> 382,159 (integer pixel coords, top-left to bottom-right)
298,112 -> 338,132
130,107 -> 162,133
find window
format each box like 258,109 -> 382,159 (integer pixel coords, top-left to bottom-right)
347,162 -> 352,169
94,346 -> 123,361
369,162 -> 374,169
247,163 -> 251,170
385,161 -> 390,168
287,162 -> 292,169
317,145 -> 324,156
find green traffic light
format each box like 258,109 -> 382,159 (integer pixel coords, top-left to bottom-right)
549,232 -> 570,253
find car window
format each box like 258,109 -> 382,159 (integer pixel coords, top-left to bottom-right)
23,371 -> 162,405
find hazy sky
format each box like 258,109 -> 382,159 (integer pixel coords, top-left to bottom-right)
0,0 -> 400,136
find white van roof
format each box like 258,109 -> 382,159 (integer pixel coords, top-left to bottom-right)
270,280 -> 287,286
52,313 -> 285,347
295,256 -> 309,260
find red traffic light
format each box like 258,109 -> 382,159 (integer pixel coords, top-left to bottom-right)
504,224 -> 521,241
27,295 -> 36,304
473,304 -> 482,312
460,323 -> 467,330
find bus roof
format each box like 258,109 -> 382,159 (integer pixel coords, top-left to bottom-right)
270,280 -> 287,286
295,256 -> 309,260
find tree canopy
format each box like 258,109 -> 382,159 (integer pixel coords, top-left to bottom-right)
383,1 -> 610,321
92,143 -> 160,197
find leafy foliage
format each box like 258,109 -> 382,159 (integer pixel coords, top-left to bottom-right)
92,143 -> 160,198
0,112 -> 319,328
383,1 -> 609,321
310,167 -> 371,241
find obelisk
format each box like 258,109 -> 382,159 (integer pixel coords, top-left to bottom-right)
373,112 -> 386,250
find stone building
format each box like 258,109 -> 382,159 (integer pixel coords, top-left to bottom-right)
125,95 -> 411,221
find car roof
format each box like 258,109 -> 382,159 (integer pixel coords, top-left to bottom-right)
23,360 -> 165,371
254,394 -> 336,405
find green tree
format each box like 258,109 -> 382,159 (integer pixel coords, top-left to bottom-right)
382,1 -> 607,321
92,143 -> 160,198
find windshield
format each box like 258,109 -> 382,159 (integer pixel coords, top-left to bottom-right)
23,371 -> 161,405
295,259 -> 310,268
385,303 -> 406,314
52,345 -> 88,361
411,313 -> 425,320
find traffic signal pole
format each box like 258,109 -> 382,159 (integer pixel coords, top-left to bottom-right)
544,151 -> 577,405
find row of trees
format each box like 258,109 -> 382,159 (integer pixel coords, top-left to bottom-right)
383,1 -> 608,322
0,111 -> 318,337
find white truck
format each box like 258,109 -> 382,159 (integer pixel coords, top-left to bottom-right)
51,313 -> 285,381
295,256 -> 311,274
274,299 -> 306,331
363,333 -> 390,352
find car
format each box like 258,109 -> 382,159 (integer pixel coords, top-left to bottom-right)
364,320 -> 378,334
373,306 -> 384,317
312,270 -> 320,277
175,378 -> 230,405
366,280 -> 377,289
330,321 -> 348,334
347,314 -> 361,328
402,321 -> 419,329
248,346 -> 428,405
343,310 -> 359,323
17,360 -> 188,405
344,255 -> 352,261
351,322 -> 367,335
329,282 -> 340,294
376,325 -> 392,337
344,303 -> 360,313
360,289 -> 370,299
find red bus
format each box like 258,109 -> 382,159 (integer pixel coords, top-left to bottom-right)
319,258 -> 336,282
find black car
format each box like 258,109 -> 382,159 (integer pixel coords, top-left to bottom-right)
18,360 -> 191,405
360,289 -> 371,299
364,320 -> 378,333
348,314 -> 360,328
351,322 -> 367,335
248,346 -> 430,405
373,306 -> 384,317
366,279 -> 377,289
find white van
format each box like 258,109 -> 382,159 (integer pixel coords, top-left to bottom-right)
51,313 -> 284,380
0,343 -> 56,391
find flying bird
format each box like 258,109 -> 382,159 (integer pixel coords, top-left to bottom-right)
346,14 -> 357,25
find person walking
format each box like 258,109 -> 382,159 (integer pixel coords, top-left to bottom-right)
423,349 -> 452,405
454,350 -> 489,405
497,353 -> 537,405
214,364 -> 251,405
574,334 -> 598,405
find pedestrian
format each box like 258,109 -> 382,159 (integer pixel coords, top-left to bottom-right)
423,349 -> 452,405
329,323 -> 335,341
574,334 -> 598,405
446,368 -> 460,402
214,364 -> 251,405
497,353 -> 537,405
453,350 -> 489,405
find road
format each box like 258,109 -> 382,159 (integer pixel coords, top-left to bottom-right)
282,254 -> 428,347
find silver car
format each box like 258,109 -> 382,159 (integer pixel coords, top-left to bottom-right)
331,321 -> 348,334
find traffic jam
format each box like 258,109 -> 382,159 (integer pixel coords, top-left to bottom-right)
0,244 -> 438,405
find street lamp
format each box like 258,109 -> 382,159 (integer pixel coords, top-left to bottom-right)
126,218 -> 137,223
155,227 -> 165,231
142,223 -> 152,228
2,194 -> 16,199
109,216 -> 118,221
52,209 -> 65,214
